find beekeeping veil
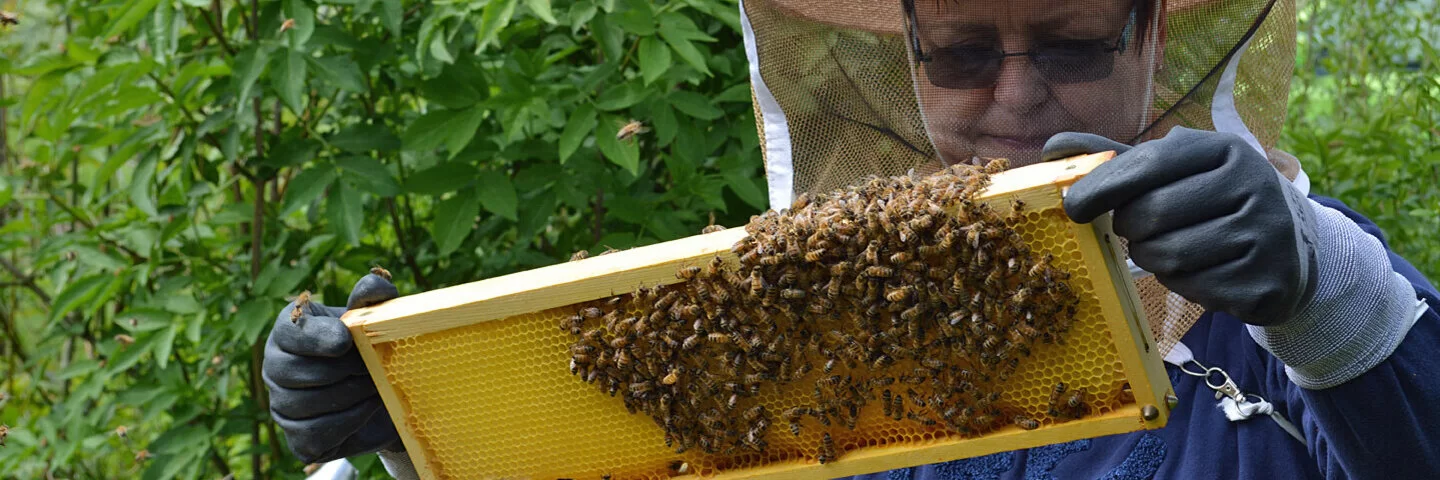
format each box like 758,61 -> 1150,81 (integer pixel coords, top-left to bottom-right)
739,0 -> 1299,355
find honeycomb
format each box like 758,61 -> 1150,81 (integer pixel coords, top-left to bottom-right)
371,162 -> 1133,479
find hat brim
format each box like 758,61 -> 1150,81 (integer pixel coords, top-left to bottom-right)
753,0 -> 905,34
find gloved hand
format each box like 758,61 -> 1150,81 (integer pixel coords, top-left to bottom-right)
263,272 -> 403,463
1042,127 -> 1319,326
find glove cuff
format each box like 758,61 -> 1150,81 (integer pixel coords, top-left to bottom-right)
1246,200 -> 1421,389
377,449 -> 421,480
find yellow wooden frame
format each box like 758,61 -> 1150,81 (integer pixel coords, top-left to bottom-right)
342,153 -> 1172,480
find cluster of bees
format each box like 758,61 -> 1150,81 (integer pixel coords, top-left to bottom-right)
563,160 -> 1084,464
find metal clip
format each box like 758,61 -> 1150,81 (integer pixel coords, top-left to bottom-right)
1203,367 -> 1246,402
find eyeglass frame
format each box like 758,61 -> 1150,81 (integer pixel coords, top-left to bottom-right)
902,2 -> 1140,90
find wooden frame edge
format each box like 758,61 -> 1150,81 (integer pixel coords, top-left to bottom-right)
1070,214 -> 1172,428
704,405 -> 1147,479
348,324 -> 441,480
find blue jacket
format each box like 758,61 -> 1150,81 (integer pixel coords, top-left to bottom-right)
843,197 -> 1440,480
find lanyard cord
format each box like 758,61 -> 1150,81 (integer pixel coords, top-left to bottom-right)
1166,342 -> 1310,448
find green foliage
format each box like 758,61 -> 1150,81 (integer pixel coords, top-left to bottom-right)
1282,0 -> 1440,280
0,0 -> 759,477
0,0 -> 1434,478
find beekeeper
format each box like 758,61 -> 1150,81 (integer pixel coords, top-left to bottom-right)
263,0 -> 1439,478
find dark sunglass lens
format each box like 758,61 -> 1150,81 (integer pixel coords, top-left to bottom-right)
927,47 -> 1003,89
1034,46 -> 1115,83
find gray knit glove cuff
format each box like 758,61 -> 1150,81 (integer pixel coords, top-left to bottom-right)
1247,200 -> 1422,389
378,450 -> 420,480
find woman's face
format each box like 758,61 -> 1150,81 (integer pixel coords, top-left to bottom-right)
911,0 -> 1156,167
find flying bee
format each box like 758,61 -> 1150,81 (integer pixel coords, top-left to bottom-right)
615,119 -> 649,141
0,11 -> 17,26
701,224 -> 726,234
569,250 -> 590,262
580,307 -> 604,319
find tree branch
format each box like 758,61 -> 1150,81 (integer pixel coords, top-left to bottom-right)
44,192 -> 148,264
386,199 -> 431,290
196,2 -> 236,57
0,257 -> 50,305
0,305 -> 30,363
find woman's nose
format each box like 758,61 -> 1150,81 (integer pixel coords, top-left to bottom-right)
991,55 -> 1050,112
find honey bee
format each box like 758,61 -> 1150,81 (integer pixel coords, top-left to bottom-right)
830,261 -> 854,276
569,250 -> 590,262
885,286 -> 914,303
288,290 -> 312,323
1013,415 -> 1040,430
616,119 -> 649,141
781,288 -> 805,300
805,248 -> 827,263
864,266 -> 894,278
677,266 -> 702,281
818,433 -> 837,464
369,265 -> 393,280
701,224 -> 726,234
882,389 -> 894,417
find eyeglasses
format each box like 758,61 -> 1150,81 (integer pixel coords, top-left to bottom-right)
907,7 -> 1137,90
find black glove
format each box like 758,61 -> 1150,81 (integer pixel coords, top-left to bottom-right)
1043,127 -> 1319,326
263,273 -> 403,463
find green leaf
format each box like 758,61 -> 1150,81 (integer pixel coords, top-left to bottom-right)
656,12 -> 717,42
233,45 -> 270,105
668,90 -> 724,120
50,273 -> 111,322
429,30 -> 456,64
153,324 -> 178,369
474,0 -> 519,52
309,55 -> 367,93
337,156 -> 401,197
559,103 -> 597,164
150,425 -> 210,455
328,181 -> 364,246
595,82 -> 645,111
405,161 -> 478,195
330,124 -> 401,153
141,447 -> 203,480
104,0 -> 163,38
596,117 -> 640,175
401,109 -> 462,151
380,0 -> 403,36
432,188 -> 480,256
724,170 -> 767,209
638,36 -> 672,85
658,33 -> 710,76
525,0 -> 557,24
614,2 -> 655,35
130,152 -> 159,217
280,171 -> 329,215
273,48 -> 308,113
445,106 -> 489,158
283,0 -> 317,46
420,61 -> 487,108
477,171 -> 519,221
